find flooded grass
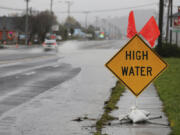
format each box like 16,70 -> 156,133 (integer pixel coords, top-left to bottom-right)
154,58 -> 180,135
94,81 -> 125,135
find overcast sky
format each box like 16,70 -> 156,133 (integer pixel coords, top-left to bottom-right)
0,0 -> 180,25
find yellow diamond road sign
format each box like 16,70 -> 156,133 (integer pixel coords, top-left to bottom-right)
106,34 -> 168,96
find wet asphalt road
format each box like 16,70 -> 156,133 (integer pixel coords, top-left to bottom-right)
0,47 -> 81,117
0,40 -> 124,119
0,40 -> 171,135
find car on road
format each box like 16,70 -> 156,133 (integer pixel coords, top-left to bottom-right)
56,35 -> 62,41
42,39 -> 58,51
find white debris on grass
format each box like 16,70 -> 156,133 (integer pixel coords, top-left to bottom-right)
127,106 -> 150,123
118,106 -> 150,123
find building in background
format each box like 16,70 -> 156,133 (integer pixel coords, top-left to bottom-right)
172,6 -> 180,46
173,6 -> 180,28
0,16 -> 21,44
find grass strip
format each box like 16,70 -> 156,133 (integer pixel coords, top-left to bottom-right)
94,81 -> 125,135
154,58 -> 180,135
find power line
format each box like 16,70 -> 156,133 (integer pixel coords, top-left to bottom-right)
0,6 -> 40,14
0,6 -> 24,11
0,2 -> 158,14
88,3 -> 158,13
56,2 -> 158,14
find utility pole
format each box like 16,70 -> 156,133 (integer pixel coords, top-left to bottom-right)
95,16 -> 98,30
84,11 -> 90,29
169,0 -> 173,45
108,23 -> 112,39
50,0 -> 53,14
157,0 -> 164,53
101,18 -> 106,32
176,32 -> 178,45
113,26 -> 116,39
165,0 -> 170,43
65,1 -> 73,18
50,0 -> 54,34
108,23 -> 111,39
25,0 -> 30,45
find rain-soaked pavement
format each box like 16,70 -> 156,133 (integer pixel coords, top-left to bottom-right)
0,40 -> 171,135
102,85 -> 171,135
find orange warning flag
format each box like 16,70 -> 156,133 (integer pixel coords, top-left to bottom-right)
127,11 -> 137,39
139,16 -> 160,47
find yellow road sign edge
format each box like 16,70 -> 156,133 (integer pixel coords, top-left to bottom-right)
105,34 -> 168,97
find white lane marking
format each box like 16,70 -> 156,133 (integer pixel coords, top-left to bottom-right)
0,57 -> 62,78
24,71 -> 36,76
0,62 -> 23,68
0,55 -> 57,65
0,62 -> 55,78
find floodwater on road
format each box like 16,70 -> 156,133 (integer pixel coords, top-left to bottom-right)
0,40 -> 170,135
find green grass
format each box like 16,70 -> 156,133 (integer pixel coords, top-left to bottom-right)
154,58 -> 180,135
94,81 -> 125,135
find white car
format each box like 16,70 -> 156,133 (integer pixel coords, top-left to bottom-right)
56,35 -> 62,41
43,39 -> 58,51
